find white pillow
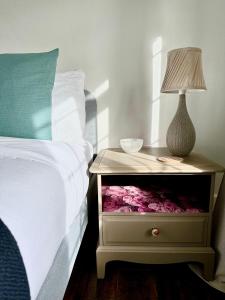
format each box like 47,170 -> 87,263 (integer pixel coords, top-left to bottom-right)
51,70 -> 86,147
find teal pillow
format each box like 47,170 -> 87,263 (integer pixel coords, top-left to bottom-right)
0,49 -> 58,140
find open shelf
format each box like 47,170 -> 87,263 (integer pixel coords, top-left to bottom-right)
101,174 -> 211,213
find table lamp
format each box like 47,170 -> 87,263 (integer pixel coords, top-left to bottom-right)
161,47 -> 206,156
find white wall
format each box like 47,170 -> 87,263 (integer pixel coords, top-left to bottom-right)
0,0 -> 225,165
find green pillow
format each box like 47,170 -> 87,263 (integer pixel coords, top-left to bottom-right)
0,48 -> 58,140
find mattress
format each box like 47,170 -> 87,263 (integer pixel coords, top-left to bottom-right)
0,137 -> 93,299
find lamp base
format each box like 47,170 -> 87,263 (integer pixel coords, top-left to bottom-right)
166,94 -> 196,157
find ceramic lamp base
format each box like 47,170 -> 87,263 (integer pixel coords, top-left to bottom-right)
166,94 -> 196,157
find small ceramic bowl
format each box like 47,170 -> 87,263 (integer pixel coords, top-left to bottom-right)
120,138 -> 143,153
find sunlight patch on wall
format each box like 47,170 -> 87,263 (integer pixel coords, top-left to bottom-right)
150,36 -> 162,146
93,80 -> 109,99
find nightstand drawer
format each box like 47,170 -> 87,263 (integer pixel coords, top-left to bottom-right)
102,215 -> 208,246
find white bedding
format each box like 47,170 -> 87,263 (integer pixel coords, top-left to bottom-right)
0,137 -> 92,299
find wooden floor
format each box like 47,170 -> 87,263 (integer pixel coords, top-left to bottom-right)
63,226 -> 225,300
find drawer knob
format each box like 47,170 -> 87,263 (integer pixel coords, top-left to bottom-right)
151,228 -> 160,237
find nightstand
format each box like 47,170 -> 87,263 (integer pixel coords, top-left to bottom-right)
89,147 -> 224,280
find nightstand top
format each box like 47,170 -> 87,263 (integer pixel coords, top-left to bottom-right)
89,147 -> 225,174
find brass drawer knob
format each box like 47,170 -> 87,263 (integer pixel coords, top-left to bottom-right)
151,228 -> 160,237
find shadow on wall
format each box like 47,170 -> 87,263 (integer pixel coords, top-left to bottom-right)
91,80 -> 109,152
85,89 -> 98,153
150,36 -> 162,147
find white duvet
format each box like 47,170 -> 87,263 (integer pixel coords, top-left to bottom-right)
0,137 -> 92,299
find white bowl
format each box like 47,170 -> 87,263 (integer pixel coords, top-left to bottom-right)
120,138 -> 143,153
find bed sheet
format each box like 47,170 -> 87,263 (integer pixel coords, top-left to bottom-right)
0,137 -> 92,299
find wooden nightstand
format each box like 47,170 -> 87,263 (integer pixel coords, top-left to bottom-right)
89,147 -> 224,280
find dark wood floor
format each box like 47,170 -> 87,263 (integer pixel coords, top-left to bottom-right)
63,225 -> 225,300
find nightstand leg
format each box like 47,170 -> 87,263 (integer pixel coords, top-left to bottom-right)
202,254 -> 215,281
96,251 -> 106,279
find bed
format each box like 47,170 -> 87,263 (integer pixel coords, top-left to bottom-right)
0,49 -> 97,300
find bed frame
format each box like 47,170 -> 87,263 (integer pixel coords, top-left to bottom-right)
36,91 -> 97,300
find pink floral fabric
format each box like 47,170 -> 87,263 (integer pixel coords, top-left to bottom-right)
102,185 -> 204,213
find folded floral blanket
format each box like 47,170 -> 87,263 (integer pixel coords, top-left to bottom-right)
102,185 -> 204,213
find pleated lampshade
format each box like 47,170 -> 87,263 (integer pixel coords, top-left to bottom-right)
160,47 -> 207,156
161,47 -> 206,93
